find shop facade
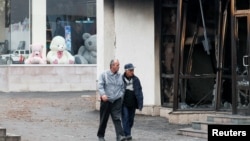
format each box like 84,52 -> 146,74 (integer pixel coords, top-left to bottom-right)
0,0 -> 97,92
1,0 -> 249,123
97,0 -> 250,123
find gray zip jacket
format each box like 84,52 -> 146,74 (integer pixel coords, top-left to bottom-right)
98,70 -> 124,103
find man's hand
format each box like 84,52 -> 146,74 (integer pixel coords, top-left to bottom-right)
101,95 -> 108,102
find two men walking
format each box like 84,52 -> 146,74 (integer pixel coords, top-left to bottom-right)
97,59 -> 143,141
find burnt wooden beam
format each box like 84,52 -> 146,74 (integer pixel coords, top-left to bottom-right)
180,1 -> 188,103
247,13 -> 250,115
216,0 -> 230,111
231,0 -> 237,114
180,74 -> 216,79
214,0 -> 222,111
173,0 -> 183,111
234,10 -> 250,15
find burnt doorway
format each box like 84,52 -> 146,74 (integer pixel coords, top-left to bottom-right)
159,0 -> 218,110
231,0 -> 250,115
159,0 -> 234,111
172,0 -> 218,110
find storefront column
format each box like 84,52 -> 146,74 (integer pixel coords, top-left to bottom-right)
32,0 -> 46,58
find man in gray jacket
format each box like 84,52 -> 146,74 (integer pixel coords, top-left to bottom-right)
97,59 -> 126,141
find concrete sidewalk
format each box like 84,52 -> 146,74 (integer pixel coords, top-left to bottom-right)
0,91 -> 206,141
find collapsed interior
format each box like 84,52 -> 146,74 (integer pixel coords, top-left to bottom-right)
159,0 -> 250,114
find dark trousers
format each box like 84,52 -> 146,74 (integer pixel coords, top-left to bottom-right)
121,105 -> 136,136
97,98 -> 124,138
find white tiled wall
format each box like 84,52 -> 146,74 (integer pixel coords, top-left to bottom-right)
0,65 -> 97,92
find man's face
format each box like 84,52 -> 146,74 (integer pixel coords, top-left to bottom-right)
125,69 -> 134,77
111,61 -> 120,73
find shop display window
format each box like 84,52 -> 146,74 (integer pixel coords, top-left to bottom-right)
46,0 -> 96,64
0,0 -> 96,65
0,0 -> 30,65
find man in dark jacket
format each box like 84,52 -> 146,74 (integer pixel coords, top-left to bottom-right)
122,63 -> 143,140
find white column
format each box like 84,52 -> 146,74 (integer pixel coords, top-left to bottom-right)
31,0 -> 46,58
97,0 -> 116,78
96,0 -> 104,78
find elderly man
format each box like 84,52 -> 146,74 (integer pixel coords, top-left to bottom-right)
97,59 -> 126,141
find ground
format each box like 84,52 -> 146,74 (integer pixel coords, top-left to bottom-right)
0,91 -> 206,141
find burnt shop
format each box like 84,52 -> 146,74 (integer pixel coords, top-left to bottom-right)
157,0 -> 250,115
0,0 -> 250,116
98,0 -> 250,116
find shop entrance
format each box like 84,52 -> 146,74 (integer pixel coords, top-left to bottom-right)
231,0 -> 250,115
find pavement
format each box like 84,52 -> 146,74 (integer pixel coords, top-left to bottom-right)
0,91 -> 206,141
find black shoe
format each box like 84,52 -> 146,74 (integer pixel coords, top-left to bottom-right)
117,135 -> 126,141
126,135 -> 132,140
98,137 -> 105,141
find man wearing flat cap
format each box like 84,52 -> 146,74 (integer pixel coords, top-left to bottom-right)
122,63 -> 144,140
